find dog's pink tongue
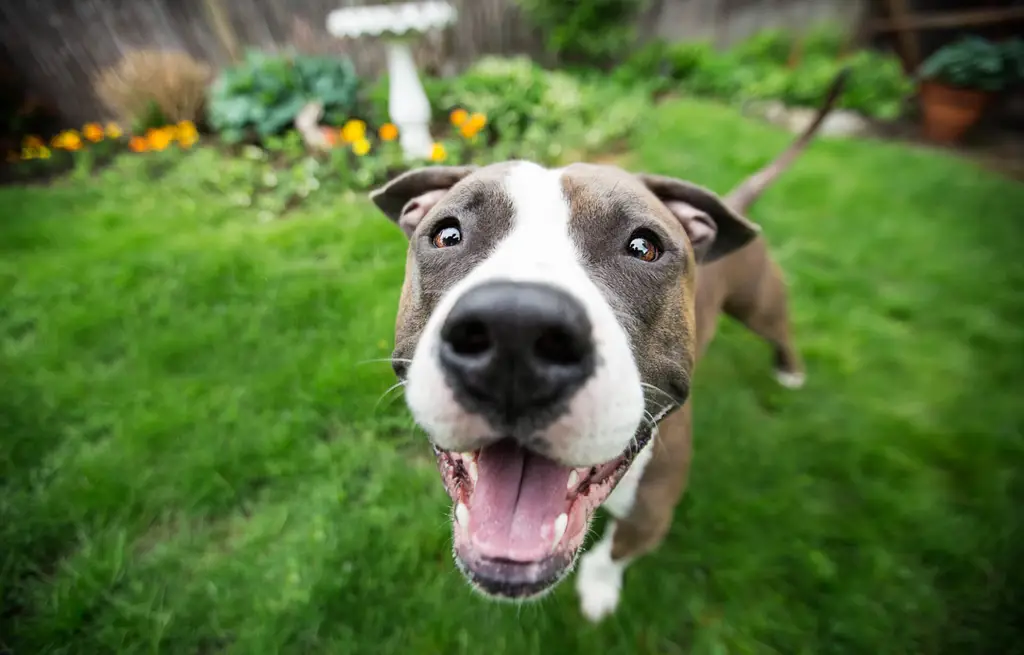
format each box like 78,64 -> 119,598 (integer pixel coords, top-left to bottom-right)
469,439 -> 572,562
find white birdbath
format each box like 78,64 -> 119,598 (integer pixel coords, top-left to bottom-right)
327,1 -> 456,161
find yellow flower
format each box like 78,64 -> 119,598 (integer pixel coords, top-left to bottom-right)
175,120 -> 199,148
105,122 -> 123,139
22,135 -> 44,149
352,138 -> 371,156
341,119 -> 367,143
129,136 -> 149,152
38,146 -> 51,159
429,142 -> 447,163
467,112 -> 487,130
449,108 -> 469,127
52,131 -> 82,151
146,127 -> 172,151
460,122 -> 480,139
378,123 -> 399,142
83,123 -> 104,142
20,147 -> 38,160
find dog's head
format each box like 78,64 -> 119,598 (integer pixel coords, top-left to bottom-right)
370,161 -> 758,599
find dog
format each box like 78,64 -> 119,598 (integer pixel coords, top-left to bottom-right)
368,70 -> 848,620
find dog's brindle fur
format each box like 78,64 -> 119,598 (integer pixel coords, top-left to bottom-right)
370,70 -> 848,617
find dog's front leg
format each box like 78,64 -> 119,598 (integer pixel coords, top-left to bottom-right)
575,403 -> 694,621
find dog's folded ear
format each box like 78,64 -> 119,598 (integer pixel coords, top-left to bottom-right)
636,174 -> 761,263
369,166 -> 477,238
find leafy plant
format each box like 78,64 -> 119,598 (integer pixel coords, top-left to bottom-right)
94,49 -> 212,129
842,50 -> 913,120
998,38 -> 1024,88
515,0 -> 648,66
435,56 -> 650,163
733,28 -> 793,66
685,52 -> 750,99
800,22 -> 847,61
207,50 -> 359,143
918,36 -> 1016,92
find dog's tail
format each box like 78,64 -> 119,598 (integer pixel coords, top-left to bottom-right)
724,67 -> 850,214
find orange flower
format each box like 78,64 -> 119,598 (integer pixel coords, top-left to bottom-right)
83,123 -> 104,142
429,142 -> 447,163
22,135 -> 44,149
378,123 -> 399,142
458,112 -> 487,139
146,127 -> 172,151
449,108 -> 469,127
341,119 -> 366,143
321,126 -> 340,147
129,136 -> 149,152
352,138 -> 371,156
105,122 -> 123,139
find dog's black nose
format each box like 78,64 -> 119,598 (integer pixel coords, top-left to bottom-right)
439,280 -> 595,427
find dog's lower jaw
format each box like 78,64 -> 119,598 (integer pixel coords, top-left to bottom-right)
453,545 -> 580,602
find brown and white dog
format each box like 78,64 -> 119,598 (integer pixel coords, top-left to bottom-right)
369,71 -> 848,620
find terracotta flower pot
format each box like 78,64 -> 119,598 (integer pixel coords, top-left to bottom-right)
919,81 -> 991,144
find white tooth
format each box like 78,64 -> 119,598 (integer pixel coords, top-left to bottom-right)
455,502 -> 470,527
567,470 -> 579,490
467,459 -> 478,483
551,513 -> 568,550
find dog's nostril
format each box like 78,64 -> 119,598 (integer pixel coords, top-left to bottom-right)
534,327 -> 587,365
447,319 -> 492,356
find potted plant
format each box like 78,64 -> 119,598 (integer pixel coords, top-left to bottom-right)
917,36 -> 1020,143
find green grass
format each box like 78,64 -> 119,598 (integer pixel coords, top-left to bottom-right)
3,99 -> 1023,654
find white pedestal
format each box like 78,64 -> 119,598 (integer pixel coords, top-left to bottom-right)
385,40 -> 435,161
325,2 -> 457,162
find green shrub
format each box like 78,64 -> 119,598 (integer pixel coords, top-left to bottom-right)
1002,38 -> 1024,88
801,22 -> 847,60
685,52 -> 751,99
843,50 -> 913,120
207,50 -> 359,143
918,36 -> 1016,92
785,55 -> 846,107
436,56 -> 650,163
666,41 -> 716,79
612,40 -> 714,94
515,0 -> 648,65
733,29 -> 793,66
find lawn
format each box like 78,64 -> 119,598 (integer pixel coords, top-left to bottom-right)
2,99 -> 1023,655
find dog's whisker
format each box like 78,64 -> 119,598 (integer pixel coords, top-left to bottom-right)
641,382 -> 676,402
356,357 -> 412,367
373,380 -> 407,413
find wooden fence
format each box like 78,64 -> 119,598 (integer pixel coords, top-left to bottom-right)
0,0 -> 866,125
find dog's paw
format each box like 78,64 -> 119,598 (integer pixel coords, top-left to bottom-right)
575,547 -> 624,623
774,369 -> 806,389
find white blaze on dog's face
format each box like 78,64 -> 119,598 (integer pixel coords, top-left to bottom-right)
370,161 -> 758,599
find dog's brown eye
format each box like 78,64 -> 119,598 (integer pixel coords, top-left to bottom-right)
627,232 -> 662,262
431,220 -> 462,249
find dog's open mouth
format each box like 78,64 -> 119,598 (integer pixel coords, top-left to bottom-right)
433,428 -> 652,599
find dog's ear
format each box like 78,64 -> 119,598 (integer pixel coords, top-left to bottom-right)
369,166 -> 477,238
636,173 -> 761,263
